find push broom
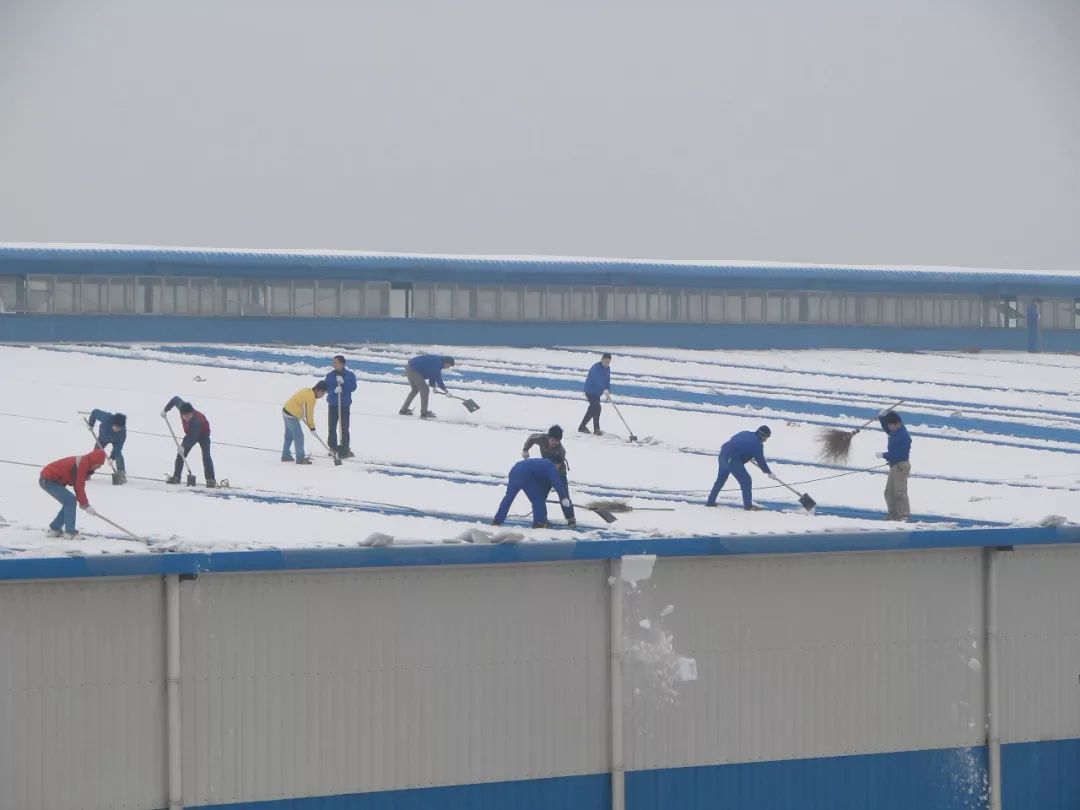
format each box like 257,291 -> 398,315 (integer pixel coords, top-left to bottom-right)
817,399 -> 906,463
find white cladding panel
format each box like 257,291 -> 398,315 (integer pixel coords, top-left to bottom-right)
0,577 -> 166,810
622,550 -> 987,771
996,545 -> 1080,744
179,563 -> 609,807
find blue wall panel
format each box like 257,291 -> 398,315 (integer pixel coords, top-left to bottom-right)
192,773 -> 609,810
1002,738 -> 1080,810
626,747 -> 989,810
4,314 -> 1080,352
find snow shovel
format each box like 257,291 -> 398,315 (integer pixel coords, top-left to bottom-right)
817,399 -> 907,463
607,395 -> 638,442
769,473 -> 817,512
309,427 -> 343,466
162,413 -> 197,487
443,390 -> 480,413
88,508 -> 146,543
81,416 -> 122,485
547,500 -> 617,524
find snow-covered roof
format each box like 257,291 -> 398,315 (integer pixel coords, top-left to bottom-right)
1,242 -> 1077,293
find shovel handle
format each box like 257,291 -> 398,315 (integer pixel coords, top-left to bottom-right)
854,399 -> 908,432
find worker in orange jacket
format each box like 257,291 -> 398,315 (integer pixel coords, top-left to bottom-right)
39,448 -> 107,538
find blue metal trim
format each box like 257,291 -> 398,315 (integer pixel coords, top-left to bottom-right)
626,746 -> 989,810
191,772 -> 609,809
5,315 -> 1080,352
1001,738 -> 1080,810
1,526 -> 1077,582
2,244 -> 1078,295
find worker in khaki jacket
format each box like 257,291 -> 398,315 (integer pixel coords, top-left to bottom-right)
282,381 -> 328,464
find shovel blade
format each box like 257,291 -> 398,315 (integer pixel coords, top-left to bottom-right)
799,493 -> 817,511
186,474 -> 197,487
590,507 -> 617,524
461,399 -> 480,413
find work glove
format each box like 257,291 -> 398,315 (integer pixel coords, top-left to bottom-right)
561,498 -> 572,508
80,504 -> 96,515
875,452 -> 886,459
160,410 -> 167,418
522,450 -> 530,459
767,473 -> 778,480
604,390 -> 612,402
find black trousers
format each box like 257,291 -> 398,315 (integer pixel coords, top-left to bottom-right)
328,403 -> 351,451
174,434 -> 215,481
579,394 -> 602,431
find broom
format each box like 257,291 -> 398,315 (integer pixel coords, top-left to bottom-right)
584,499 -> 675,514
817,399 -> 907,463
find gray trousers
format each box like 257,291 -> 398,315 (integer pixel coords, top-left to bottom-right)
402,366 -> 430,412
885,461 -> 911,520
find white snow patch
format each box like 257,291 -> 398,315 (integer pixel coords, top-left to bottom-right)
620,554 -> 656,587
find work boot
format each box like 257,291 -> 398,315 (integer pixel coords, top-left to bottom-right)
339,448 -> 355,459
744,505 -> 763,511
113,471 -> 127,485
399,407 -> 414,416
165,475 -> 180,484
63,531 -> 82,540
593,430 -> 604,437
420,411 -> 437,420
46,528 -> 63,538
296,457 -> 312,465
205,479 -> 218,488
531,521 -> 550,529
578,426 -> 591,434
281,454 -> 294,462
566,518 -> 577,527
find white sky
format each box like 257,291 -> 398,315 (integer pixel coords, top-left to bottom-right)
1,0 -> 1078,270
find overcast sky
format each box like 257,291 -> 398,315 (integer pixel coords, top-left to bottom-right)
2,0 -> 1078,269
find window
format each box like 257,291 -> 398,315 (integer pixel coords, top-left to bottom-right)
646,291 -> 670,321
27,277 -> 50,313
80,278 -> 107,313
745,293 -> 763,322
453,286 -> 472,319
499,287 -> 522,320
616,288 -> 638,321
366,282 -> 389,316
705,293 -> 724,322
0,277 -> 16,313
243,282 -> 267,315
315,281 -> 340,317
294,282 -> 315,316
860,296 -> 881,325
191,278 -> 215,315
268,282 -> 292,316
765,293 -> 785,323
434,286 -> 455,318
216,282 -> 242,315
54,279 -> 79,313
412,284 -> 432,318
568,287 -> 593,320
108,279 -> 136,313
900,297 -> 919,325
545,288 -> 565,321
162,279 -> 189,314
596,288 -> 614,321
684,291 -> 703,322
342,282 -> 365,317
724,292 -> 744,323
476,287 -> 497,319
523,287 -> 543,320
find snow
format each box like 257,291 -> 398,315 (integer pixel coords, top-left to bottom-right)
621,555 -> 658,587
0,342 -> 1077,558
1,241 -> 1076,277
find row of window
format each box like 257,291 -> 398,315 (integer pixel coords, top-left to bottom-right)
1,275 -> 1076,329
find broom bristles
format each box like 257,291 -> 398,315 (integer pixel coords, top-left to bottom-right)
585,499 -> 632,513
817,427 -> 855,462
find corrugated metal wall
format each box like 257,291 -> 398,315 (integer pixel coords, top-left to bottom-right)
997,546 -> 1080,745
622,550 -> 987,772
0,577 -> 166,810
178,563 -> 609,808
1,545 -> 1078,810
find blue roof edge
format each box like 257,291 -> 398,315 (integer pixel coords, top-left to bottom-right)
1,525 -> 1077,581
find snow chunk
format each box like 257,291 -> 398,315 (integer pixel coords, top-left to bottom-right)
620,554 -> 656,587
661,604 -> 674,617
639,619 -> 651,630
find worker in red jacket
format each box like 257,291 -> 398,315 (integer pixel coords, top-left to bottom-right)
39,448 -> 107,538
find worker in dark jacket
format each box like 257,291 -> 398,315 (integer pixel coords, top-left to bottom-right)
578,353 -> 612,435
400,355 -> 455,419
522,425 -> 574,522
88,409 -> 127,483
876,411 -> 912,521
162,396 -> 216,487
706,425 -> 775,510
493,458 -> 576,529
39,448 -> 107,538
325,355 -> 358,458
